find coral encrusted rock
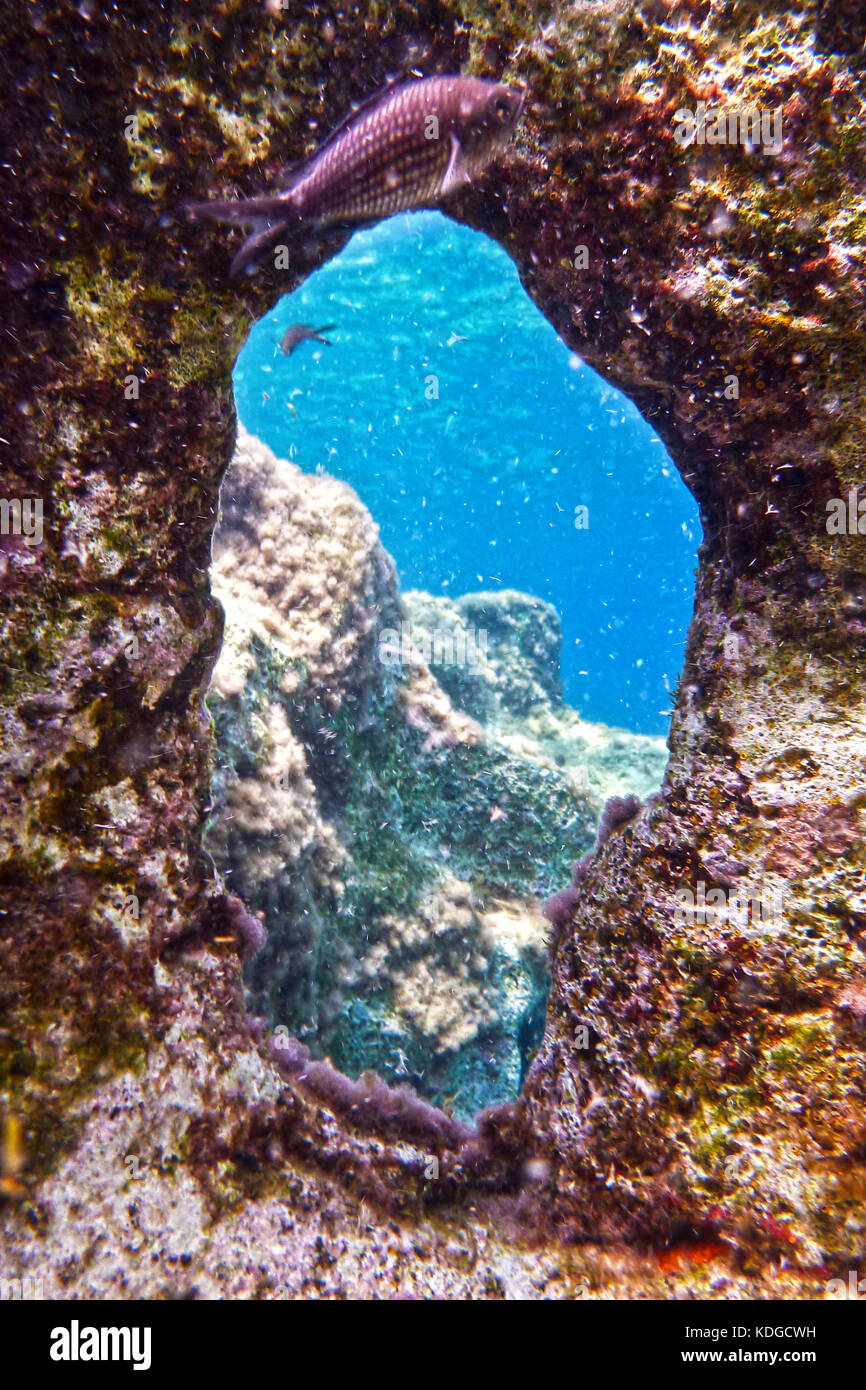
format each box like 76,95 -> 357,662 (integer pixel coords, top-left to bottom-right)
1,0 -> 864,1299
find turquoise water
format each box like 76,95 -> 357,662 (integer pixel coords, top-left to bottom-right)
234,211 -> 700,734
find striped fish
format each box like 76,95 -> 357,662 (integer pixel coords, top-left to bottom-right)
181,75 -> 523,277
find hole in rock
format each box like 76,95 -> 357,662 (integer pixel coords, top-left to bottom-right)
206,212 -> 700,1121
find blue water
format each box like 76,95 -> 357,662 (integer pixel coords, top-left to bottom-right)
234,212 -> 700,734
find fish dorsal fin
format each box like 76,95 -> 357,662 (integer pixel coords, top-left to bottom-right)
440,133 -> 469,195
277,75 -> 431,191
310,75 -> 414,156
275,155 -> 308,194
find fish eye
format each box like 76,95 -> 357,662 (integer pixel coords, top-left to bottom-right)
489,92 -> 513,122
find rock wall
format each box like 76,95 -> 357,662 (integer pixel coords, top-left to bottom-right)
1,0 -> 864,1296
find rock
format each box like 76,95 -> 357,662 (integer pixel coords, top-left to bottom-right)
402,588 -> 564,718
207,430 -> 661,1117
3,0 -> 865,1297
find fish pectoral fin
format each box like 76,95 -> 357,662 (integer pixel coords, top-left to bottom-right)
440,134 -> 470,196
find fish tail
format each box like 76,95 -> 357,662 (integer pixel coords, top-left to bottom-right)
178,193 -> 299,226
229,217 -> 302,279
178,191 -> 305,277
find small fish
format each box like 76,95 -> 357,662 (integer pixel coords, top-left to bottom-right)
181,74 -> 523,278
280,322 -> 336,356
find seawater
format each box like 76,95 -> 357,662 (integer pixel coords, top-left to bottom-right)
234,210 -> 700,734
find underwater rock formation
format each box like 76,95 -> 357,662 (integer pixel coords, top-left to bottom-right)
207,429 -> 661,1118
1,0 -> 864,1298
402,587 -> 565,718
403,588 -> 667,804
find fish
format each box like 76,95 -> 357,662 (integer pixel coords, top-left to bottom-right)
180,74 -> 524,278
280,323 -> 336,356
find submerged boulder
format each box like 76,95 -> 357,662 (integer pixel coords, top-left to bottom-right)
402,588 -> 564,718
207,429 -> 664,1116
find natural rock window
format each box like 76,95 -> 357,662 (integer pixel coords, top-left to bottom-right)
206,213 -> 699,1118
